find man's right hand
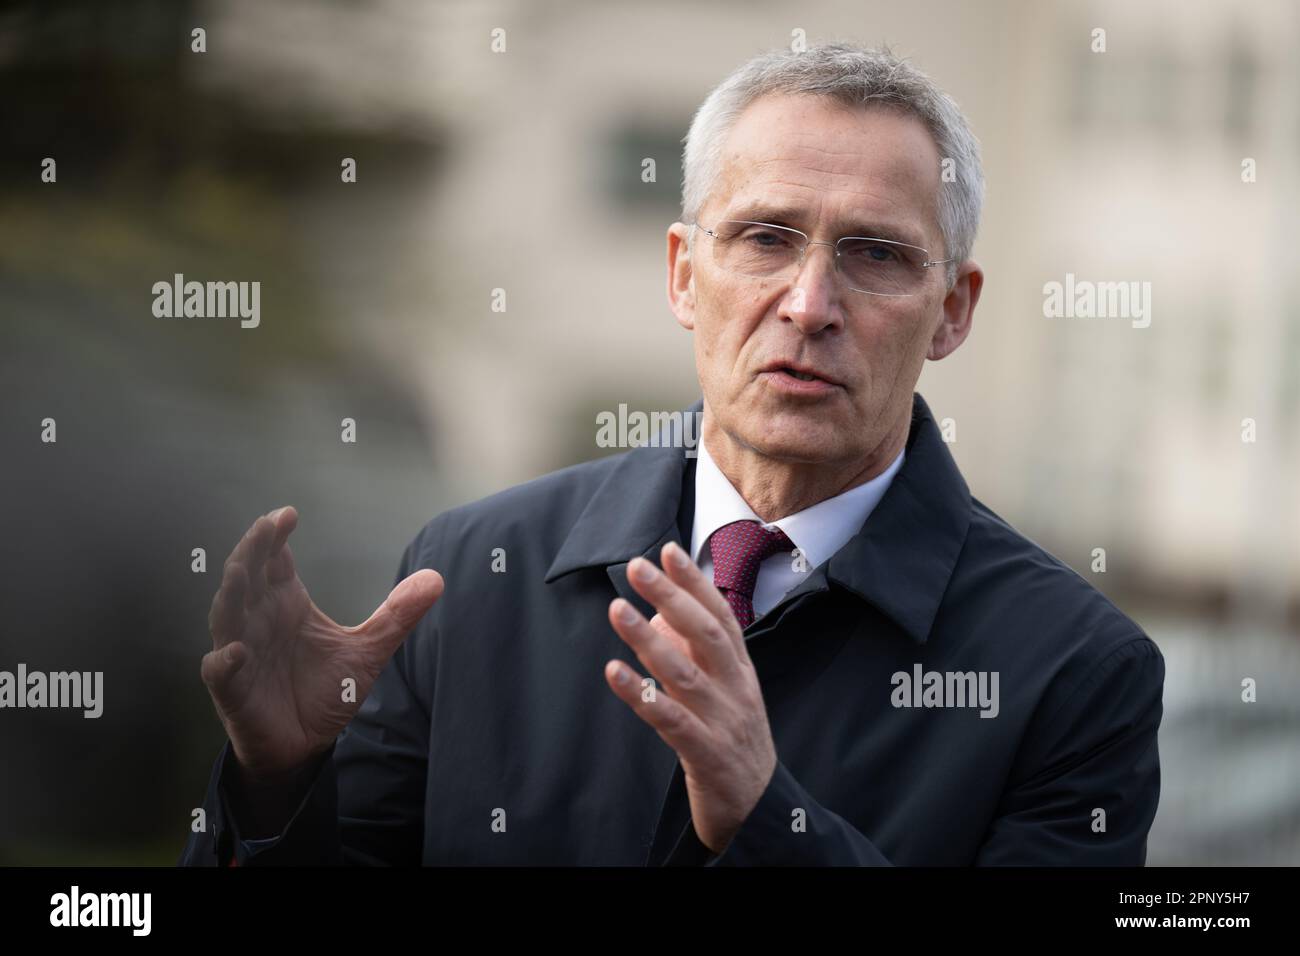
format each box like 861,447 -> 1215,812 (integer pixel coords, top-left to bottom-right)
200,506 -> 444,787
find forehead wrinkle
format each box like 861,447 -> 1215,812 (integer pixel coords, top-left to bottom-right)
724,178 -> 930,246
749,143 -> 933,204
711,99 -> 944,243
734,109 -> 935,172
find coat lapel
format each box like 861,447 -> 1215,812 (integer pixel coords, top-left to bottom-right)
542,403 -> 702,864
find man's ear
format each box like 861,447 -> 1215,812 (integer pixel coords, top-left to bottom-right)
666,222 -> 696,331
927,259 -> 983,360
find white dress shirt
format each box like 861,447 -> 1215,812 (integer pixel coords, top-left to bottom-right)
690,434 -> 905,622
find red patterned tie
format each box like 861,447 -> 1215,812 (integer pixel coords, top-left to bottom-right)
708,520 -> 795,629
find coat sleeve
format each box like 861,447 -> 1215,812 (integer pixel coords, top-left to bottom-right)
663,758 -> 894,866
178,523 -> 440,867
665,635 -> 1164,867
974,636 -> 1165,865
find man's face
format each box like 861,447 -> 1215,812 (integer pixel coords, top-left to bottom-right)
668,93 -> 976,469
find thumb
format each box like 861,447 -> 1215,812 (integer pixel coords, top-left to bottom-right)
201,640 -> 248,694
356,569 -> 445,649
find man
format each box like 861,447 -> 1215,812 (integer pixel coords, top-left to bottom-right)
181,42 -> 1163,866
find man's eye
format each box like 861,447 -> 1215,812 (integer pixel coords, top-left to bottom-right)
846,243 -> 901,263
746,231 -> 788,247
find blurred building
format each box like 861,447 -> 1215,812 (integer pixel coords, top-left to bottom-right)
1,0 -> 1296,863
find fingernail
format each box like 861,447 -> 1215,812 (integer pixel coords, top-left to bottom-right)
667,541 -> 690,568
617,600 -> 638,625
631,559 -> 656,583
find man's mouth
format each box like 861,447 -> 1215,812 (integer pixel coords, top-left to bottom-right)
761,361 -> 841,387
759,363 -> 843,396
784,368 -> 820,382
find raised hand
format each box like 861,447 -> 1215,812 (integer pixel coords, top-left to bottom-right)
200,506 -> 443,782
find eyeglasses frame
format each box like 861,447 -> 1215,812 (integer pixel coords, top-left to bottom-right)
689,219 -> 956,297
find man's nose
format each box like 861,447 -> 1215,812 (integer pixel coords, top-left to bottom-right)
779,241 -> 843,333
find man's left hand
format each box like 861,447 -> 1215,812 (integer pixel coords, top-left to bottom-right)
603,540 -> 777,855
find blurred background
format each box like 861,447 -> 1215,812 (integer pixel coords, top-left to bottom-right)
0,0 -> 1296,865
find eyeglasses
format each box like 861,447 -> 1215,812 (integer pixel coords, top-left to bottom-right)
690,220 -> 954,297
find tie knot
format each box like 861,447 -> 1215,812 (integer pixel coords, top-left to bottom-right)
708,519 -> 794,596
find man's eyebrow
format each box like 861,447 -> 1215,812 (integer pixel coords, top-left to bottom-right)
724,202 -> 927,247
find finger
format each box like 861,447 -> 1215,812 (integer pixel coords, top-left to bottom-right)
266,540 -> 296,586
625,555 -> 739,677
200,640 -> 248,700
603,658 -> 713,767
222,513 -> 264,580
608,598 -> 718,714
266,505 -> 297,557
224,514 -> 274,606
208,561 -> 248,648
648,612 -> 694,662
351,569 -> 445,652
659,540 -> 746,657
242,513 -> 281,605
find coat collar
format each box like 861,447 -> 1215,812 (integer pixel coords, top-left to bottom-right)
543,392 -> 971,646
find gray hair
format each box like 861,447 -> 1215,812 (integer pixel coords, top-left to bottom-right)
681,42 -> 984,286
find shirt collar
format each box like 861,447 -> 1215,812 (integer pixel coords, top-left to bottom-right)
544,392 -> 971,646
690,432 -> 905,570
